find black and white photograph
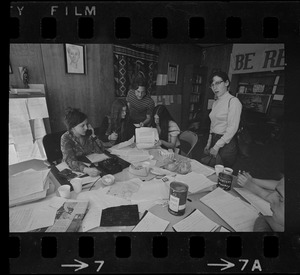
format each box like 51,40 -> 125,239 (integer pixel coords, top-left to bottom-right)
8,1 -> 300,274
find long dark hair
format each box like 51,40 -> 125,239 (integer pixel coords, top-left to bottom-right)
106,98 -> 128,140
64,107 -> 87,131
151,105 -> 176,141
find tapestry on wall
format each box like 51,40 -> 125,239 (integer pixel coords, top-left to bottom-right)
113,44 -> 159,97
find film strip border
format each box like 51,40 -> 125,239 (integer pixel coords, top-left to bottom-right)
8,1 -> 300,274
9,2 -> 300,42
8,233 -> 300,273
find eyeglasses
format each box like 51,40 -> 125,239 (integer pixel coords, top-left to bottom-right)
210,80 -> 224,89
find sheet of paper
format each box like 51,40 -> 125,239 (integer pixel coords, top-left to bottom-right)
55,162 -> 70,171
86,153 -> 110,163
112,136 -> 135,150
112,148 -> 151,163
81,207 -> 102,232
173,209 -> 219,232
9,202 -> 57,232
77,187 -> 131,210
31,118 -> 46,140
234,188 -> 272,216
175,172 -> 216,193
27,97 -> 49,119
132,211 -> 169,232
190,159 -> 215,176
9,98 -> 30,123
106,178 -> 142,200
200,187 -> 259,232
49,197 -> 67,209
220,226 -> 230,232
131,180 -> 169,203
9,144 -> 19,165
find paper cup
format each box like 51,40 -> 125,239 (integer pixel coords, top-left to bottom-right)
101,174 -> 115,186
142,161 -> 151,174
215,164 -> 224,176
58,185 -> 71,198
223,167 -> 233,175
70,178 -> 82,193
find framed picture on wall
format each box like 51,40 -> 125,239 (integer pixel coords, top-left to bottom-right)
64,43 -> 86,74
167,63 -> 179,84
237,93 -> 272,114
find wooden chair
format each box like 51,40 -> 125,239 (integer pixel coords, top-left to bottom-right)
178,130 -> 198,157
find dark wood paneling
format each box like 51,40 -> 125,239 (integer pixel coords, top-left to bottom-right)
41,44 -> 115,132
9,44 -> 46,88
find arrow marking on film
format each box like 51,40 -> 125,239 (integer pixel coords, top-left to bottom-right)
207,258 -> 235,271
61,259 -> 89,272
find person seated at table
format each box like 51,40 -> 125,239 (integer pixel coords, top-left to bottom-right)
126,78 -> 155,127
151,104 -> 181,152
61,107 -> 106,177
237,171 -> 284,232
96,98 -> 135,146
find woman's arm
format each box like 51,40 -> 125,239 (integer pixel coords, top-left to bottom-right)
61,135 -> 87,173
159,135 -> 178,149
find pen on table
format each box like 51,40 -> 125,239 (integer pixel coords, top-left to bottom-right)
187,198 -> 192,202
88,176 -> 101,191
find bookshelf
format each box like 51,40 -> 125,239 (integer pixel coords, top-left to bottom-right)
182,65 -> 208,130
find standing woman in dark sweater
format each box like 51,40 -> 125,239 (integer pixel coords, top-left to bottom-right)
97,98 -> 135,146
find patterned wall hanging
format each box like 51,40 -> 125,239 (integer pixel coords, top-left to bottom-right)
113,44 -> 159,97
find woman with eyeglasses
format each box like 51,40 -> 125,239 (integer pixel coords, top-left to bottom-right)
202,71 -> 242,168
126,78 -> 155,127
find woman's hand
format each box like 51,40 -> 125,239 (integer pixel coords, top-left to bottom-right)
237,171 -> 253,187
204,145 -> 210,155
155,140 -> 162,147
109,132 -> 118,141
87,124 -> 95,136
83,167 -> 100,177
209,147 -> 218,157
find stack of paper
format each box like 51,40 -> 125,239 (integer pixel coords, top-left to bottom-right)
190,159 -> 215,176
9,169 -> 50,207
200,187 -> 260,232
135,127 -> 159,149
86,153 -> 110,163
233,188 -> 272,216
132,211 -> 170,232
173,209 -> 219,232
175,172 -> 216,193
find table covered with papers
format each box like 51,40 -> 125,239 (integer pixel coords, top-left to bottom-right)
9,142 -> 271,233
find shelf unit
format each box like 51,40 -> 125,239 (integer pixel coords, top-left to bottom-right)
183,65 -> 208,128
232,71 -> 284,118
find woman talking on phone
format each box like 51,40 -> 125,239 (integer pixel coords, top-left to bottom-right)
61,107 -> 105,177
